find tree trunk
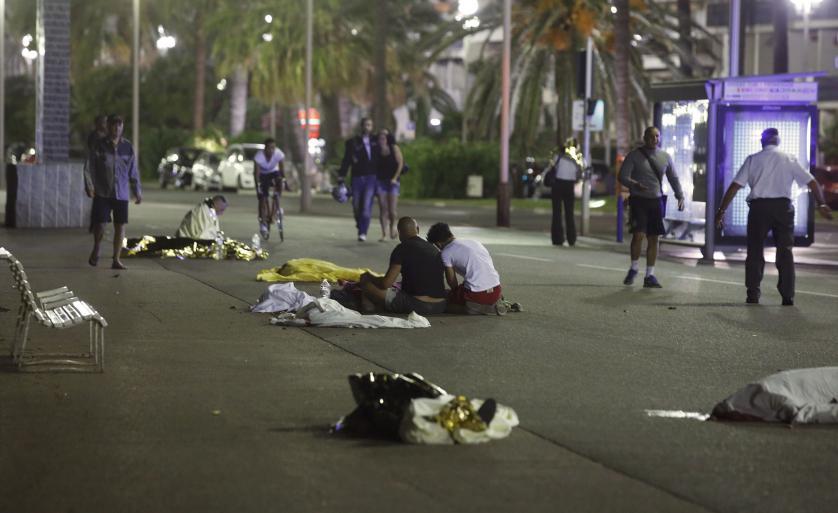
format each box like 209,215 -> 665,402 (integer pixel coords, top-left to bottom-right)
371,6 -> 390,131
677,0 -> 693,77
614,0 -> 630,158
772,0 -> 788,73
192,12 -> 206,132
230,65 -> 248,137
320,92 -> 342,162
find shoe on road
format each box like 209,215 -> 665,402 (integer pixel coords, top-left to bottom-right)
746,297 -> 760,304
782,297 -> 794,306
643,275 -> 662,288
358,234 -> 367,242
623,269 -> 638,285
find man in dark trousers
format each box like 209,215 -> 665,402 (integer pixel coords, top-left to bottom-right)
715,128 -> 833,306
338,117 -> 378,241
84,114 -> 142,270
618,126 -> 685,288
549,138 -> 582,246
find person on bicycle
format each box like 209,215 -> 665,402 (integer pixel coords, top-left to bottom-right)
253,138 -> 285,239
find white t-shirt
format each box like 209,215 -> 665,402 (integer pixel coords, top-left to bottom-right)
733,146 -> 814,200
440,239 -> 501,292
554,155 -> 580,181
254,149 -> 285,175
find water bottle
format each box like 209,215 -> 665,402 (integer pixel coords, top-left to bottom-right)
215,234 -> 224,259
251,233 -> 261,251
319,279 -> 331,298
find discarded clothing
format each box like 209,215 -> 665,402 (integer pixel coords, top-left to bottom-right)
332,372 -> 518,444
124,235 -> 268,261
175,199 -> 222,240
711,367 -> 838,424
269,297 -> 430,329
399,394 -> 519,445
257,258 -> 380,283
251,283 -> 315,313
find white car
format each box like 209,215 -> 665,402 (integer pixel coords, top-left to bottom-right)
218,143 -> 261,190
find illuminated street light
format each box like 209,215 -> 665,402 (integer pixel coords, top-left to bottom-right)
457,0 -> 479,17
264,14 -> 273,23
262,33 -> 273,42
217,78 -> 227,91
610,6 -> 617,14
22,33 -> 32,47
155,26 -> 176,51
462,17 -> 480,30
790,0 -> 822,71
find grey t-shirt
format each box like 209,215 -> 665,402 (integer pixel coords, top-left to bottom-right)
618,147 -> 684,200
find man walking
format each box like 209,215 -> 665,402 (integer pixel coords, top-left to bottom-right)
549,138 -> 582,247
618,126 -> 685,288
84,114 -> 142,270
715,128 -> 833,305
338,117 -> 378,241
253,138 -> 285,239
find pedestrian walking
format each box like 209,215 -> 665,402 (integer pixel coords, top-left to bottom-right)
85,114 -> 107,233
338,117 -> 378,241
715,128 -> 833,305
618,126 -> 685,288
253,138 -> 285,240
548,138 -> 582,246
375,129 -> 404,241
84,114 -> 142,270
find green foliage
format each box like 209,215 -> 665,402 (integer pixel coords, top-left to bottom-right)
139,126 -> 193,180
399,138 -> 500,199
821,118 -> 838,165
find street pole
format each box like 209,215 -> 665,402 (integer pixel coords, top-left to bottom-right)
497,0 -> 511,227
728,0 -> 741,77
581,36 -> 593,235
0,0 -> 5,191
301,0 -> 312,212
132,0 -> 140,163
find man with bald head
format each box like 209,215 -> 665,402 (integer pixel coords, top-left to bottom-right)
359,217 -> 448,315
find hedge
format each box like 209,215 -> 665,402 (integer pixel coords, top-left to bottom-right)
399,138 -> 500,199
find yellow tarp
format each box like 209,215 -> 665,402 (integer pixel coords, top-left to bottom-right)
256,258 -> 382,283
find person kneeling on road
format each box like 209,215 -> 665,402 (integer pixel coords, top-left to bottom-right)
426,222 -> 504,315
359,217 -> 448,315
174,195 -> 228,240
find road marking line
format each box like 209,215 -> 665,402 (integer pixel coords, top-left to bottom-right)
577,265 -> 838,299
497,253 -> 555,263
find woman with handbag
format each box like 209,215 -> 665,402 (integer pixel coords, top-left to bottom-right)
549,138 -> 583,246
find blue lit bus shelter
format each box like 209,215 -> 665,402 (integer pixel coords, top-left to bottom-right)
650,73 -> 820,261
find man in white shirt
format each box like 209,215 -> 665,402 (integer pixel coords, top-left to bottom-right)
174,195 -> 227,240
715,128 -> 833,305
548,138 -> 583,247
426,222 -> 504,315
253,138 -> 285,239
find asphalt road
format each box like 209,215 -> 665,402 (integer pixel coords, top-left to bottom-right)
1,187 -> 837,513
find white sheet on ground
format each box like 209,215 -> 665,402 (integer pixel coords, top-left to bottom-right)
269,297 -> 430,329
713,367 -> 838,424
251,283 -> 315,313
399,394 -> 519,444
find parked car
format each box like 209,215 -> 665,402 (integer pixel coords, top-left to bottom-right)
158,147 -> 201,189
191,151 -> 224,191
813,165 -> 838,209
217,143 -> 260,190
532,159 -> 611,199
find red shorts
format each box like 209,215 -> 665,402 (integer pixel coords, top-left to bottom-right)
448,284 -> 502,306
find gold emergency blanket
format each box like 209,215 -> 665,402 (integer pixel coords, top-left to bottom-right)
124,235 -> 268,261
256,258 -> 381,283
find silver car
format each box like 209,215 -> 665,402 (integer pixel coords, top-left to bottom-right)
190,151 -> 224,191
217,143 -> 260,190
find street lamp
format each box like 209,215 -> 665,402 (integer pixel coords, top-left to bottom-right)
789,0 -> 822,71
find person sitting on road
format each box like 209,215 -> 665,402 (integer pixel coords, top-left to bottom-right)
426,222 -> 504,315
175,195 -> 228,240
359,217 -> 448,315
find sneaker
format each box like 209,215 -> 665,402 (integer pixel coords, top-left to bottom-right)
259,222 -> 269,240
623,269 -> 638,285
746,297 -> 760,304
358,234 -> 367,242
643,275 -> 662,288
782,297 -> 794,306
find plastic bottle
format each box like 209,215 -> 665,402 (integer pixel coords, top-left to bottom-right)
215,234 -> 225,259
251,233 -> 262,251
319,279 -> 331,298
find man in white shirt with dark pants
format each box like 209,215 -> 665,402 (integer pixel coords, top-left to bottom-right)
715,128 -> 833,306
253,138 -> 285,239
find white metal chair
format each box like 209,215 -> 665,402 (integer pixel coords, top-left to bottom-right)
5,254 -> 107,372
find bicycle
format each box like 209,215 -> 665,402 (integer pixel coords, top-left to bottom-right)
259,178 -> 285,242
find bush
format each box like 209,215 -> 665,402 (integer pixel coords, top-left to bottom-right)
399,138 -> 500,199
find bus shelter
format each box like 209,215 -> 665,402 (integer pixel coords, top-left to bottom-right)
648,73 -> 820,261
